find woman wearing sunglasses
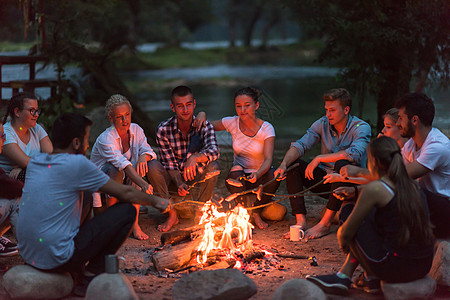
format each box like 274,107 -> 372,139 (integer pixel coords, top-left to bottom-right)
0,92 -> 53,181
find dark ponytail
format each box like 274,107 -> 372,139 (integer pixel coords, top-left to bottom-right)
369,137 -> 433,246
3,92 -> 37,124
234,87 -> 262,103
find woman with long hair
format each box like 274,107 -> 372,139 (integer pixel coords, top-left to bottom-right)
197,87 -> 279,229
0,92 -> 53,181
307,136 -> 434,295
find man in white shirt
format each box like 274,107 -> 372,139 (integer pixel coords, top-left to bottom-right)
396,93 -> 450,238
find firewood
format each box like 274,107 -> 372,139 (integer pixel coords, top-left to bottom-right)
203,259 -> 236,270
242,248 -> 265,263
152,239 -> 202,271
160,229 -> 193,245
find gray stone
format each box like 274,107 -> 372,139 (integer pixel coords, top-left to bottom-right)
429,239 -> 450,286
3,265 -> 73,299
85,273 -> 138,300
381,275 -> 436,300
172,268 -> 257,300
272,279 -> 327,300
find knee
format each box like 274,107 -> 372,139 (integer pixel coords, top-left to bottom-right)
334,159 -> 351,173
147,160 -> 166,176
207,161 -> 220,172
122,203 -> 137,221
102,163 -> 123,182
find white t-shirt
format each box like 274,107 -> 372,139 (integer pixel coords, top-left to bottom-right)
222,116 -> 275,173
402,128 -> 450,198
16,153 -> 109,269
0,121 -> 48,174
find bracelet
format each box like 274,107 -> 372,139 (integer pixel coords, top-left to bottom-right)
354,185 -> 359,199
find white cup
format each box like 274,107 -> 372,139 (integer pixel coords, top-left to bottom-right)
290,225 -> 305,241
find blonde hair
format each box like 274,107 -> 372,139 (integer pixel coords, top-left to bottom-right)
105,94 -> 132,117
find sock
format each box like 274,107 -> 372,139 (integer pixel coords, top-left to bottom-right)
336,271 -> 350,279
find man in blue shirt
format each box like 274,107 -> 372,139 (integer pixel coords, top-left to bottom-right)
16,113 -> 170,296
274,88 -> 371,239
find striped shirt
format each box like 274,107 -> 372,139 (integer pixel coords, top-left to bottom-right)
156,116 -> 219,172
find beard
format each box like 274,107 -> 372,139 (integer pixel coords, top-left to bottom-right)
401,119 -> 415,138
75,141 -> 87,155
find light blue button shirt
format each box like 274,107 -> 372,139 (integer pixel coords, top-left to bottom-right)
291,115 -> 371,171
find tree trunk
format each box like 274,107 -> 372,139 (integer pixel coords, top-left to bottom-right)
244,5 -> 264,47
376,65 -> 412,131
261,14 -> 281,49
228,0 -> 239,48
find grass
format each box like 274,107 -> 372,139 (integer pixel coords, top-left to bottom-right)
113,39 -> 326,71
0,41 -> 35,52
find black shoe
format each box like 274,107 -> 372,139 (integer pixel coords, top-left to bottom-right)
0,236 -> 18,250
353,272 -> 381,294
306,273 -> 352,295
0,243 -> 18,257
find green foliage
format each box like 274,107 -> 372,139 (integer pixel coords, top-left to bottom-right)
286,0 -> 450,129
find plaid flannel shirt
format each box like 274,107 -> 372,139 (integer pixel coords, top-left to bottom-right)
156,116 -> 220,172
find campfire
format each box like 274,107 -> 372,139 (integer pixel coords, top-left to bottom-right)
196,200 -> 253,264
151,200 -> 282,273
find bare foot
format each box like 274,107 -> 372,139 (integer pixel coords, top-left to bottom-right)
157,212 -> 179,232
132,225 -> 149,240
305,223 -> 330,239
253,213 -> 268,229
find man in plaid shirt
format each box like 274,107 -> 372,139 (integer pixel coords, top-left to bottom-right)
147,86 -> 220,232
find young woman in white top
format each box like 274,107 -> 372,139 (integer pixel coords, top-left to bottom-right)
0,92 -> 53,181
90,94 -> 157,240
197,87 -> 279,229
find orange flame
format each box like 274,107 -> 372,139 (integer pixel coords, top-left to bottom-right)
196,200 -> 254,264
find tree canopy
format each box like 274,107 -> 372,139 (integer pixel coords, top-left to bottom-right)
287,0 -> 450,129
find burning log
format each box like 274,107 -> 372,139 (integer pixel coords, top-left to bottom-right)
152,239 -> 202,271
160,216 -> 228,246
203,259 -> 236,270
242,248 -> 265,263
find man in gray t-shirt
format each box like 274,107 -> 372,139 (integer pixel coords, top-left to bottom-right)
16,113 -> 170,296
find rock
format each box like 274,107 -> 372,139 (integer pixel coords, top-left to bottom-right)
429,239 -> 450,286
381,275 -> 436,300
86,273 -> 138,300
3,265 -> 73,299
272,279 -> 327,300
172,268 -> 257,300
261,203 -> 287,221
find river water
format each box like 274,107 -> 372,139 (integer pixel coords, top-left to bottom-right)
124,65 -> 449,141
1,59 -> 448,141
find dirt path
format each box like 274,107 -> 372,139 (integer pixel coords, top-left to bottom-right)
1,196 -> 448,299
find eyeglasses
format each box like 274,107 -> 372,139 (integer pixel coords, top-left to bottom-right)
23,107 -> 41,116
0,133 -> 5,141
